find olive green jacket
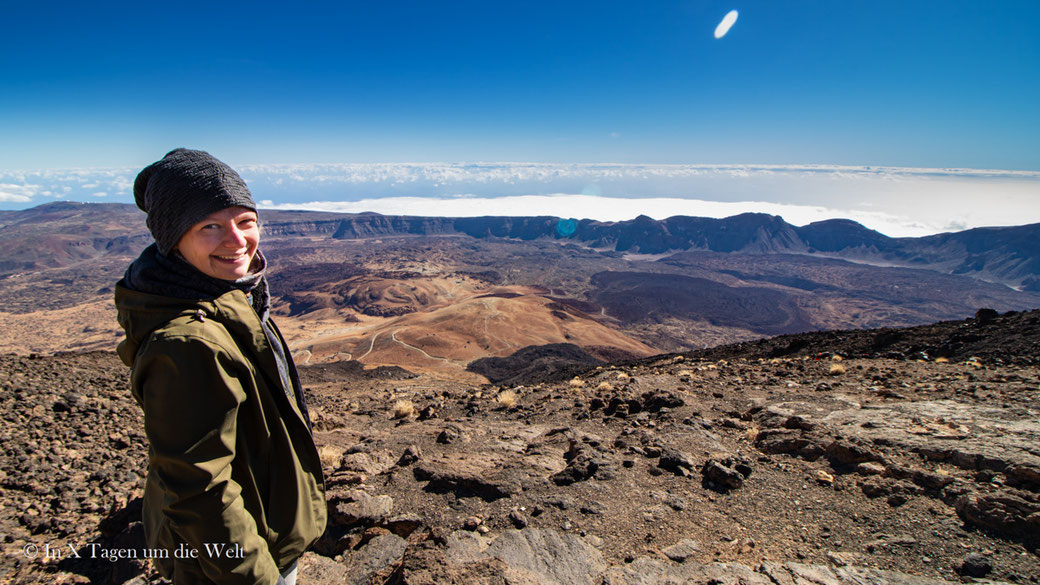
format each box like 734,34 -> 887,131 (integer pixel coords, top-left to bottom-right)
115,283 -> 326,584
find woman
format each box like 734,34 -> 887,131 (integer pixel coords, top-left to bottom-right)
115,148 -> 326,584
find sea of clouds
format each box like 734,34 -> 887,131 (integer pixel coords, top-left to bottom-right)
2,163 -> 1038,238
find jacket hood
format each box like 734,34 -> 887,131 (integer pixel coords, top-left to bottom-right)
114,281 -> 259,368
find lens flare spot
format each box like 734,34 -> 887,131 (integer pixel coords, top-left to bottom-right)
714,10 -> 739,39
555,218 -> 578,237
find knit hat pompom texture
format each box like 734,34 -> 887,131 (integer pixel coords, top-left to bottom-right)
134,148 -> 256,255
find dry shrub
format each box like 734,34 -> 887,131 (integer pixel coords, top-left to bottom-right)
596,381 -> 613,391
746,426 -> 760,442
831,354 -> 844,362
616,372 -> 630,381
392,399 -> 415,419
569,377 -> 586,388
672,355 -> 685,363
318,445 -> 342,470
829,363 -> 846,376
935,357 -> 949,364
496,390 -> 517,408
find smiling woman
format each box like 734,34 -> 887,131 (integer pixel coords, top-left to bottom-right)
113,149 -> 326,585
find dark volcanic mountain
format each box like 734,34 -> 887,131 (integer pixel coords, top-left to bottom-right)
268,210 -> 1040,288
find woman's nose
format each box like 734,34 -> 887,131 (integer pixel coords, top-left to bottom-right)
224,224 -> 248,247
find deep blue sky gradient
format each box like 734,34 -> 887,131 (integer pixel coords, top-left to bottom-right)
2,1 -> 1038,170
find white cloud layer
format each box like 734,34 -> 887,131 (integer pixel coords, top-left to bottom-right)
2,163 -> 1038,237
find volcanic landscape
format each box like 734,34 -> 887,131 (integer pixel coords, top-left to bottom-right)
1,202 -> 1038,584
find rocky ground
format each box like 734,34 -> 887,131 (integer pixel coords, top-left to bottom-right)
1,311 -> 1039,584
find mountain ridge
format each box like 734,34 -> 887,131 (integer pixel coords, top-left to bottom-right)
10,201 -> 1034,288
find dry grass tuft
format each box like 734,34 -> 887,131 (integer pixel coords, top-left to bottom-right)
569,377 -> 586,388
616,372 -> 630,381
392,399 -> 415,419
746,426 -> 760,442
496,390 -> 517,408
829,363 -> 847,376
596,381 -> 614,391
935,357 -> 949,364
831,354 -> 844,362
318,445 -> 342,470
673,355 -> 685,363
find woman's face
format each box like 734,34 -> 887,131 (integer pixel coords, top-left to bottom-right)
175,206 -> 260,281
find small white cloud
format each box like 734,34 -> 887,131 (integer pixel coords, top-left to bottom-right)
0,191 -> 32,203
92,192 -> 108,198
714,10 -> 738,39
0,183 -> 39,202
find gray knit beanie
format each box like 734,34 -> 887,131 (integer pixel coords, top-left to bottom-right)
134,148 -> 256,255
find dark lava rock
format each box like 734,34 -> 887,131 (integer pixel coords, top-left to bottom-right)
552,451 -> 601,486
755,429 -> 827,461
413,458 -> 522,501
641,389 -> 685,412
436,425 -> 463,444
658,448 -> 698,477
677,307 -> 1040,366
958,552 -> 993,577
509,509 -> 529,528
702,456 -> 753,491
467,343 -> 604,386
955,491 -> 1040,539
397,444 -> 422,466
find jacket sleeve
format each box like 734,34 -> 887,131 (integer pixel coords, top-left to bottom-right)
133,333 -> 282,585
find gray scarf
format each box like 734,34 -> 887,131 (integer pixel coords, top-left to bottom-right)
122,243 -> 270,319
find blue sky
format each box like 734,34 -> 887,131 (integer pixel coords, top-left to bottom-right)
1,1 -> 1039,235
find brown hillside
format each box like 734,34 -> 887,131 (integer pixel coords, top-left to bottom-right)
289,292 -> 656,381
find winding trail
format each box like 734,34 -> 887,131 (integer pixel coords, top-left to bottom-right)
356,330 -> 381,361
391,329 -> 450,361
481,298 -> 515,352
